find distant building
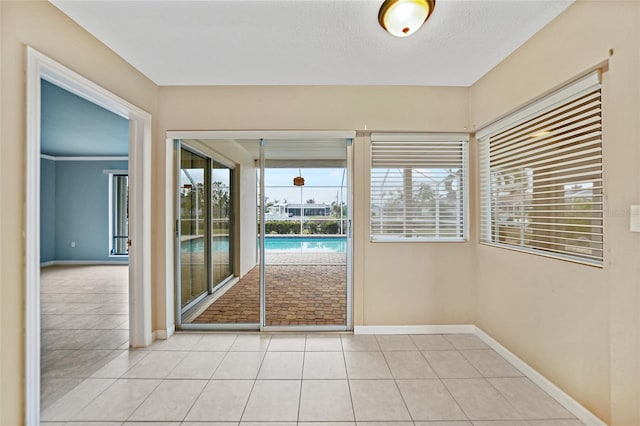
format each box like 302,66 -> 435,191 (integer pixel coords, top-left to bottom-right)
284,203 -> 330,217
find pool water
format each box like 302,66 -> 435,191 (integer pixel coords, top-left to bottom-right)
182,236 -> 347,253
182,237 -> 229,253
262,236 -> 346,253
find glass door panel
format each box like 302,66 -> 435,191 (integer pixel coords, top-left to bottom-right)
261,140 -> 350,329
177,140 -> 253,329
211,161 -> 233,287
179,148 -> 208,311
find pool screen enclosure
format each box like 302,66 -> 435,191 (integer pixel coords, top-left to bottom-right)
260,138 -> 352,331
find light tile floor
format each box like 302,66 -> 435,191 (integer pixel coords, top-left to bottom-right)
41,332 -> 585,425
40,265 -> 130,411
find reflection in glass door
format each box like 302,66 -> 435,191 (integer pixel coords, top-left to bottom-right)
177,143 -> 239,328
211,161 -> 233,287
179,148 -> 208,312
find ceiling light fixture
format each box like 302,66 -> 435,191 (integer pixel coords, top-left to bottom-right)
378,0 -> 436,38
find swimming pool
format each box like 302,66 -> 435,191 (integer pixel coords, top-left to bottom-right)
182,236 -> 346,253
262,236 -> 346,253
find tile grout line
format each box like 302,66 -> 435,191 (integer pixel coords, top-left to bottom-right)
237,335 -> 271,422
179,333 -> 239,423
416,337 -> 481,424
438,335 -> 526,424
119,377 -> 164,423
340,334 -> 358,423
376,335 -> 415,423
296,334 -> 308,422
121,336 -> 198,424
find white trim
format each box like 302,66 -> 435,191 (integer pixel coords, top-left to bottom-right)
39,155 -> 128,161
26,47 -> 153,426
167,130 -> 356,140
25,49 -> 42,426
474,327 -> 607,426
354,325 -> 476,335
371,132 -> 470,142
476,70 -> 601,140
102,169 -> 128,175
40,260 -> 129,266
153,325 -> 175,341
264,326 -> 349,332
183,139 -> 238,170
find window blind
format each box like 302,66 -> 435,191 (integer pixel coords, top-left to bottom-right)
478,71 -> 603,265
370,134 -> 468,241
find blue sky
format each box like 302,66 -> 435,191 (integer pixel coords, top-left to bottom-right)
265,168 -> 346,205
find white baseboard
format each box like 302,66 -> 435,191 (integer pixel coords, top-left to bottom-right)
353,323 -> 604,426
153,325 -> 176,341
354,324 -> 475,335
474,327 -> 606,426
167,324 -> 175,339
153,330 -> 167,340
40,260 -> 129,266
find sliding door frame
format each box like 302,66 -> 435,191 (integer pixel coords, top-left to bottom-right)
260,138 -> 353,332
167,131 -> 355,333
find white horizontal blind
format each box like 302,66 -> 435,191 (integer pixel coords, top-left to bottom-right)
370,134 -> 468,241
479,71 -> 603,265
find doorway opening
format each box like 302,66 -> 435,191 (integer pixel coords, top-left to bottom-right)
38,78 -> 131,411
26,48 -> 152,425
260,139 -> 351,330
170,132 -> 353,332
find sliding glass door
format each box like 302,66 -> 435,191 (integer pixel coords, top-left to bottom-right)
177,144 -> 235,326
179,148 -> 209,311
260,139 -> 352,331
211,161 -> 233,287
174,135 -> 352,331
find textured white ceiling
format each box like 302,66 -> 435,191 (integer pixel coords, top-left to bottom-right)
51,0 -> 573,87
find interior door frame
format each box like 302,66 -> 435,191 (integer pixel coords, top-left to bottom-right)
26,47 -> 153,425
166,131 -> 355,332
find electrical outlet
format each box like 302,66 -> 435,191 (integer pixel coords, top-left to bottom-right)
71,241 -> 76,248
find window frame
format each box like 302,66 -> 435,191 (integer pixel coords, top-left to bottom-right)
477,70 -> 604,266
107,171 -> 129,257
369,133 -> 469,243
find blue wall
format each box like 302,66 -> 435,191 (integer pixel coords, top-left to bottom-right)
40,159 -> 56,262
41,79 -> 129,156
40,160 -> 128,262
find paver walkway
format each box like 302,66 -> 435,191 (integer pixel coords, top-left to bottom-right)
192,263 -> 347,326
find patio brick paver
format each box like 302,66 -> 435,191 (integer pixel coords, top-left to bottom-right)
192,264 -> 347,326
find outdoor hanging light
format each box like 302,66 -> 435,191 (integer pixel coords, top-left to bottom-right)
378,0 -> 436,37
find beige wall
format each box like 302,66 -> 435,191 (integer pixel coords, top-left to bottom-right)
469,1 -> 640,424
3,0 -> 638,424
0,1 -> 159,424
157,85 -> 476,329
